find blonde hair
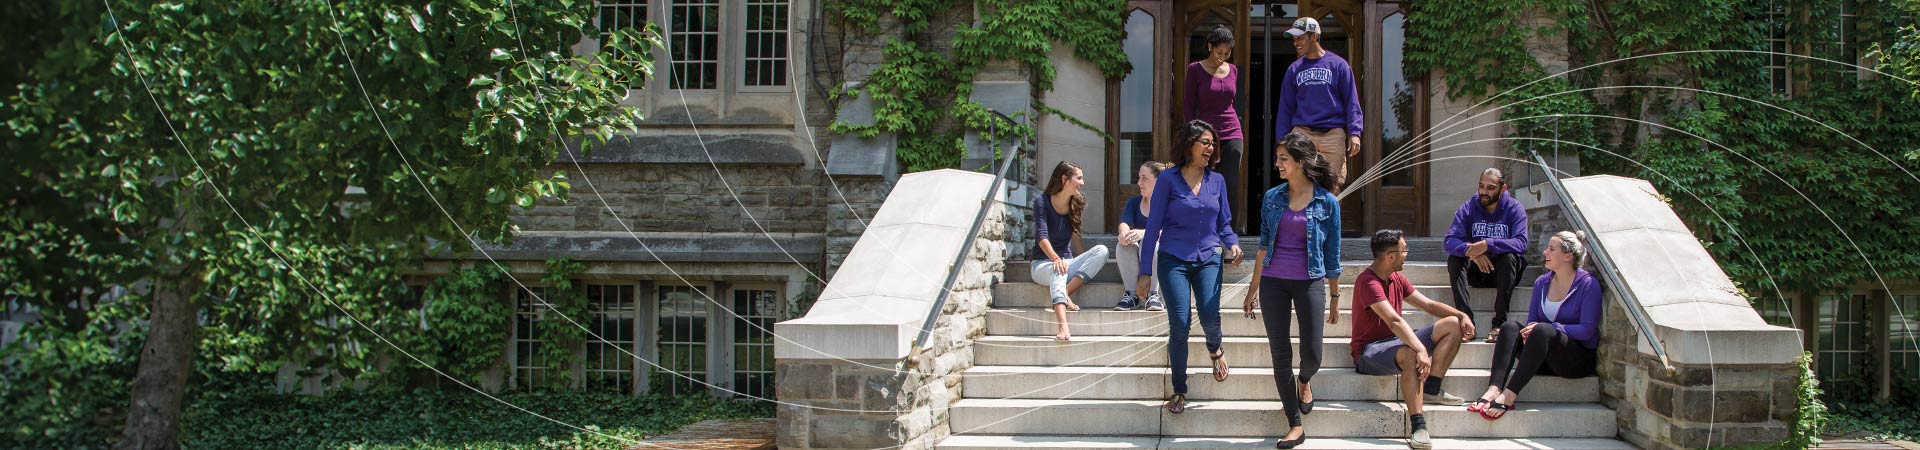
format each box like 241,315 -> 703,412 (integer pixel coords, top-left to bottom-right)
1552,230 -> 1589,269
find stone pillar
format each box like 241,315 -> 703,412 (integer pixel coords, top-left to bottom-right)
777,170 -> 1008,450
1599,298 -> 1803,449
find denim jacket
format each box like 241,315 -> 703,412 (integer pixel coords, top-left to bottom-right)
1258,182 -> 1342,280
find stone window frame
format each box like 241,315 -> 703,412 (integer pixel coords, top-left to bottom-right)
508,285 -> 563,390
725,283 -> 783,399
583,0 -> 803,125
1892,293 -> 1920,386
736,0 -> 792,92
583,283 -> 644,394
1816,291 -> 1870,387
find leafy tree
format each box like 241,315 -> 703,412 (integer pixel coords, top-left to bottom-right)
0,0 -> 656,448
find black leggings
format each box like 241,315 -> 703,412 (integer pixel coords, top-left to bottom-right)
1488,320 -> 1597,394
1259,277 -> 1325,427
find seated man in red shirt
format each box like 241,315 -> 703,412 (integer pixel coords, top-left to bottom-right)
1349,229 -> 1475,450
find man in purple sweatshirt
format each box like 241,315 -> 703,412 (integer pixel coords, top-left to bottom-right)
1276,17 -> 1363,194
1444,168 -> 1529,341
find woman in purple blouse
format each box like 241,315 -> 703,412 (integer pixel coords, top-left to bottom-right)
1186,25 -> 1245,233
1143,120 -> 1243,414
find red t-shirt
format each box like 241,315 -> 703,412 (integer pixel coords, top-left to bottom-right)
1350,268 -> 1414,361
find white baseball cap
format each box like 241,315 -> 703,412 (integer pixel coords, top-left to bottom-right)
1285,17 -> 1321,37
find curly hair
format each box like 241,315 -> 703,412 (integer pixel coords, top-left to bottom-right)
1172,120 -> 1220,170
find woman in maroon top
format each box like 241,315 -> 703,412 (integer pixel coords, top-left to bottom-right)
1186,25 -> 1245,233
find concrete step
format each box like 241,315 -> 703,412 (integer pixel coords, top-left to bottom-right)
971,336 -> 1501,369
991,282 -> 1535,313
961,367 -> 1599,402
1005,260 -> 1543,286
947,399 -> 1616,438
985,308 -> 1525,338
937,435 -> 1636,450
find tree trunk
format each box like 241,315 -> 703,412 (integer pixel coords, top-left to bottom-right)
115,278 -> 202,450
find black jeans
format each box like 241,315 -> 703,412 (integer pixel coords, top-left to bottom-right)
1258,277 -> 1325,427
1447,252 -> 1527,326
1487,320 -> 1597,394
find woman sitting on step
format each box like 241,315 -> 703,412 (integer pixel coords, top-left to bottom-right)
1114,160 -> 1171,312
1030,160 -> 1108,341
1241,133 -> 1341,449
1141,120 -> 1243,414
1470,230 -> 1602,421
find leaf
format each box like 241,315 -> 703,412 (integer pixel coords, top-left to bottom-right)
491,48 -> 510,61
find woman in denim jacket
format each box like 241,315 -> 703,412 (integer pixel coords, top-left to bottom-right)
1241,133 -> 1341,448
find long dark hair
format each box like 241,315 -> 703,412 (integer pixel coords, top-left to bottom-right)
1042,160 -> 1086,234
1172,120 -> 1219,170
1278,132 -> 1335,192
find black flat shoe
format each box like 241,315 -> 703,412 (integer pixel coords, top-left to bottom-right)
1299,400 -> 1314,415
1276,434 -> 1307,449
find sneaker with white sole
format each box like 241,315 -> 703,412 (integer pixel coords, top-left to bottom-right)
1114,292 -> 1140,311
1144,292 -> 1165,311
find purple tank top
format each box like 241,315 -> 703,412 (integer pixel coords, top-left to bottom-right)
1262,207 -> 1312,280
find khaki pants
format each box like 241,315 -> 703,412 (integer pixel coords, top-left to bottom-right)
1290,126 -> 1350,190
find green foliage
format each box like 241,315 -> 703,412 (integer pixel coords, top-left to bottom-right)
1825,401 -> 1920,442
1786,352 -> 1829,449
829,0 -> 1128,172
1,0 -> 657,445
1407,0 -> 1920,304
397,265 -> 514,383
181,378 -> 771,450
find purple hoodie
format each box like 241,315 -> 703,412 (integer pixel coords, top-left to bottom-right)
1443,192 -> 1529,257
1528,269 -> 1604,349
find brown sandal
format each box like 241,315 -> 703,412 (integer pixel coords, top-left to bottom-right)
1166,393 -> 1187,414
1211,349 -> 1229,382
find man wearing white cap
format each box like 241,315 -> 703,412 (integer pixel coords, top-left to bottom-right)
1276,17 -> 1363,194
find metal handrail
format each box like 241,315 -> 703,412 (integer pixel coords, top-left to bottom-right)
908,109 -> 1022,364
1529,148 -> 1675,372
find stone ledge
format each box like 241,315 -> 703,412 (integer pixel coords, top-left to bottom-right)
561,133 -> 805,165
434,231 -> 824,264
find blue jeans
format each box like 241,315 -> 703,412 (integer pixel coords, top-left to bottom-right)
1158,251 -> 1224,395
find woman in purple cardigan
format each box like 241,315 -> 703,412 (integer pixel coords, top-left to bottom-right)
1471,231 -> 1602,420
1186,25 -> 1245,233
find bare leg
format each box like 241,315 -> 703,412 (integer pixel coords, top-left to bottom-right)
1064,277 -> 1086,311
1397,346 -> 1424,415
1053,304 -> 1071,340
1428,316 -> 1463,378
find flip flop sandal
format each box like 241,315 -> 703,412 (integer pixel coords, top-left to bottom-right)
1479,402 -> 1514,421
1466,399 -> 1490,413
1211,349 -> 1230,382
1166,393 -> 1187,414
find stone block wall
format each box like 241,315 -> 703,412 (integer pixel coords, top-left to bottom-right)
824,176 -> 895,280
1598,296 -> 1800,449
510,163 -> 825,235
777,201 -> 1008,450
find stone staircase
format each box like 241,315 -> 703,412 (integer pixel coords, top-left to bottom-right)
935,236 -> 1634,450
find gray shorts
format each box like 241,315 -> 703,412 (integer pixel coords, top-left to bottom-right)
1356,325 -> 1438,376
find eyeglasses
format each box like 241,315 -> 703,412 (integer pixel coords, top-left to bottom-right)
1198,139 -> 1217,147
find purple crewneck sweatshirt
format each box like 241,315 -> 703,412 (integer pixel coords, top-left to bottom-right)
1184,61 -> 1244,141
1274,52 -> 1364,141
1443,192 -> 1530,257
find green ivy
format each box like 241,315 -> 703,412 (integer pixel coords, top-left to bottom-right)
181,377 -> 771,450
534,258 -> 590,391
829,0 -> 1127,172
